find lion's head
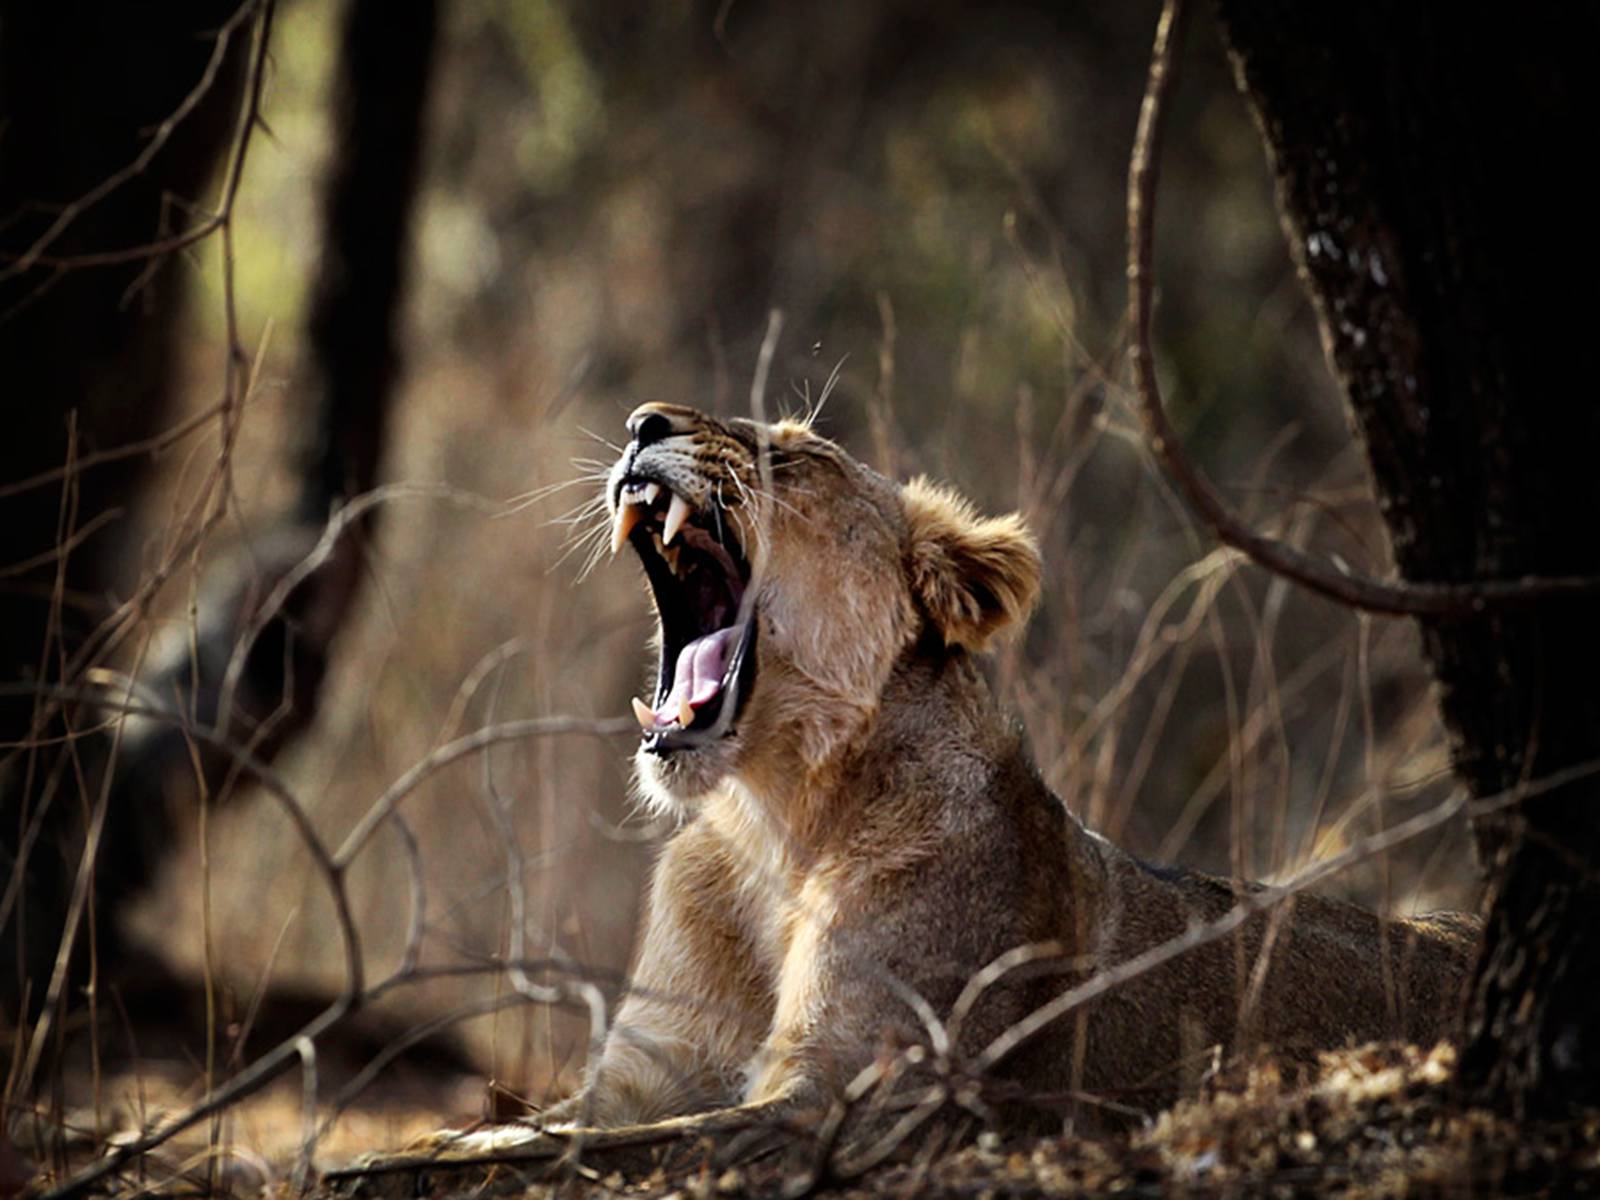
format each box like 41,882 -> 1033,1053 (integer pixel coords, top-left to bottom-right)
606,402 -> 1040,814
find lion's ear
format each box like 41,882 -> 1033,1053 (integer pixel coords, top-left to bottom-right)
902,477 -> 1041,652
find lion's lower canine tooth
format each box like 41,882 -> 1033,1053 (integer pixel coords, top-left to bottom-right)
612,503 -> 644,555
631,697 -> 655,728
663,493 -> 692,545
678,697 -> 694,727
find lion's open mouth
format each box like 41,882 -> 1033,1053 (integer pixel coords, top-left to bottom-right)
611,479 -> 756,754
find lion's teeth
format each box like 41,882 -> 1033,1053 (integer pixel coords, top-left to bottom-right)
677,696 -> 694,727
642,482 -> 661,505
662,542 -> 681,574
663,492 -> 691,546
631,696 -> 656,728
612,502 -> 645,555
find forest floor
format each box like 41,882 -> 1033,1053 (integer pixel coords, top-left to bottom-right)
322,1043 -> 1600,1199
13,1042 -> 1600,1198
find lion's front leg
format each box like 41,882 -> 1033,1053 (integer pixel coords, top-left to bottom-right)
568,820 -> 775,1128
742,865 -> 1041,1166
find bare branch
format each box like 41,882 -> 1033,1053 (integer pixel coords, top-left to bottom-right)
0,402 -> 228,502
331,715 -> 636,869
2,682 -> 363,1001
214,481 -> 508,733
1127,0 -> 1600,615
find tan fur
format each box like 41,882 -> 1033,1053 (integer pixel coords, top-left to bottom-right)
549,403 -> 1478,1134
903,476 -> 1042,651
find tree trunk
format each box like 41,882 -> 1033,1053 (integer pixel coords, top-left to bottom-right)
296,0 -> 436,523
1210,1 -> 1600,1117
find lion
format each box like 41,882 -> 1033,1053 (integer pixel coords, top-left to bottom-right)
443,401 -> 1476,1157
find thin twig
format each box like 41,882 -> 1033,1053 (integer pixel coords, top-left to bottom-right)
478,662 -> 612,1086
214,482 -> 508,737
0,509 -> 123,579
39,996 -> 356,1200
315,996 -> 520,1141
331,715 -> 636,868
291,1036 -> 318,1193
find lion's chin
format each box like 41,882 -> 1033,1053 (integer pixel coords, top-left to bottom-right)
634,734 -> 743,820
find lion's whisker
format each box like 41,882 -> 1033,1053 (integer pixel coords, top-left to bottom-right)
808,355 -> 847,428
549,495 -> 611,527
577,426 -> 626,454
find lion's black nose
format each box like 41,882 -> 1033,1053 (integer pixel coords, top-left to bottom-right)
626,403 -> 692,447
629,410 -> 673,447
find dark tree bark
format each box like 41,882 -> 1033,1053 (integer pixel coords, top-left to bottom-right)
297,0 -> 436,523
1211,1 -> 1600,1117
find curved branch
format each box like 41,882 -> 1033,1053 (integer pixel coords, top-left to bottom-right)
1127,0 -> 1600,617
332,714 -> 636,868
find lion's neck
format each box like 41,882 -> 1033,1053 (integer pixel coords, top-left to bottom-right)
723,646 -> 1035,866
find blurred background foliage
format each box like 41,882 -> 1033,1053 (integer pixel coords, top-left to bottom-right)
120,0 -> 1470,1126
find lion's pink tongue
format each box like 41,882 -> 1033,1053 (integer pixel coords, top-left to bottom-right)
660,624 -> 741,723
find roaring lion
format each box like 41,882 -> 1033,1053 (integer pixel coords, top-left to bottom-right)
459,402 -> 1475,1152
523,401 -> 1477,1136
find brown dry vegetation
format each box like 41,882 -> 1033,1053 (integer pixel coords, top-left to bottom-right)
3,1 -> 1507,1195
318,1044 -> 1600,1199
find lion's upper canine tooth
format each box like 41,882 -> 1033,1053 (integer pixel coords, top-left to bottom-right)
631,696 -> 656,728
643,481 -> 661,505
663,492 -> 692,546
612,502 -> 645,555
